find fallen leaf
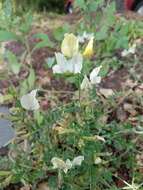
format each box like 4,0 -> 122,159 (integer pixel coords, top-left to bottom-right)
123,103 -> 137,116
20,185 -> 31,190
37,182 -> 50,190
116,106 -> 127,122
99,88 -> 114,98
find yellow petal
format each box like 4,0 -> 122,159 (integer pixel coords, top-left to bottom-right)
61,33 -> 79,58
83,37 -> 94,58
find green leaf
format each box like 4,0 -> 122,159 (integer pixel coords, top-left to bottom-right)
0,31 -> 17,42
20,13 -> 33,34
34,111 -> 43,126
95,26 -> 108,41
33,33 -> 54,50
20,80 -> 28,96
27,68 -> 36,90
0,171 -> 11,176
6,51 -> 21,75
53,24 -> 70,41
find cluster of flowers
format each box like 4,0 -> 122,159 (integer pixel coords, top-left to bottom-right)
20,33 -> 102,110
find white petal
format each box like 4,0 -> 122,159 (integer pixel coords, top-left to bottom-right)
121,49 -> 129,57
72,156 -> 84,166
90,66 -> 102,84
77,35 -> 85,43
20,90 -> 39,110
53,64 -> 63,74
53,53 -> 83,74
90,76 -> 101,84
65,159 -> 73,170
30,89 -> 38,97
69,53 -> 83,74
53,53 -> 68,73
55,52 -> 67,66
94,157 -> 102,164
121,44 -> 136,57
51,157 -> 71,174
80,75 -> 91,90
51,157 -> 66,169
128,44 -> 136,54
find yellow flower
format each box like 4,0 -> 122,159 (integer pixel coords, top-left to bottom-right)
61,33 -> 79,58
83,37 -> 94,58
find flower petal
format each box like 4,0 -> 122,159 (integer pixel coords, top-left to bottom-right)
61,33 -> 79,58
69,53 -> 83,74
72,156 -> 84,166
51,157 -> 71,174
80,75 -> 91,90
53,53 -> 83,74
51,157 -> 66,169
90,66 -> 102,84
83,37 -> 94,58
20,90 -> 39,110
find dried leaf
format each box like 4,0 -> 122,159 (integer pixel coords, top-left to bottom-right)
99,88 -> 114,98
37,182 -> 50,190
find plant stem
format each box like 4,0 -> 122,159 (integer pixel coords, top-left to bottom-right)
58,169 -> 62,189
78,74 -> 81,107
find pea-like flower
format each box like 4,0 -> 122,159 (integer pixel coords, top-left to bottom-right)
20,90 -> 40,111
90,66 -> 102,84
77,31 -> 94,43
61,33 -> 79,58
51,155 -> 84,174
81,66 -> 102,90
80,75 -> 92,90
83,37 -> 94,58
53,52 -> 83,74
121,43 -> 136,57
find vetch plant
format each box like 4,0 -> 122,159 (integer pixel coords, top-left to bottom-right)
77,31 -> 94,43
53,33 -> 83,74
121,43 -> 136,57
80,75 -> 92,90
51,155 -> 84,174
81,66 -> 102,90
53,52 -> 83,74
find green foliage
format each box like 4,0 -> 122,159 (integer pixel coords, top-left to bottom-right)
33,33 -> 54,50
6,51 -> 21,75
0,31 -> 17,42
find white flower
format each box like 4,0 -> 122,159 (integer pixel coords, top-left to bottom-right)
51,157 -> 72,174
90,66 -> 102,84
121,44 -> 136,57
78,31 -> 94,43
51,155 -> 84,174
53,53 -> 83,74
81,66 -> 102,90
80,75 -> 92,90
94,157 -> 102,165
72,156 -> 84,167
20,89 -> 40,111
